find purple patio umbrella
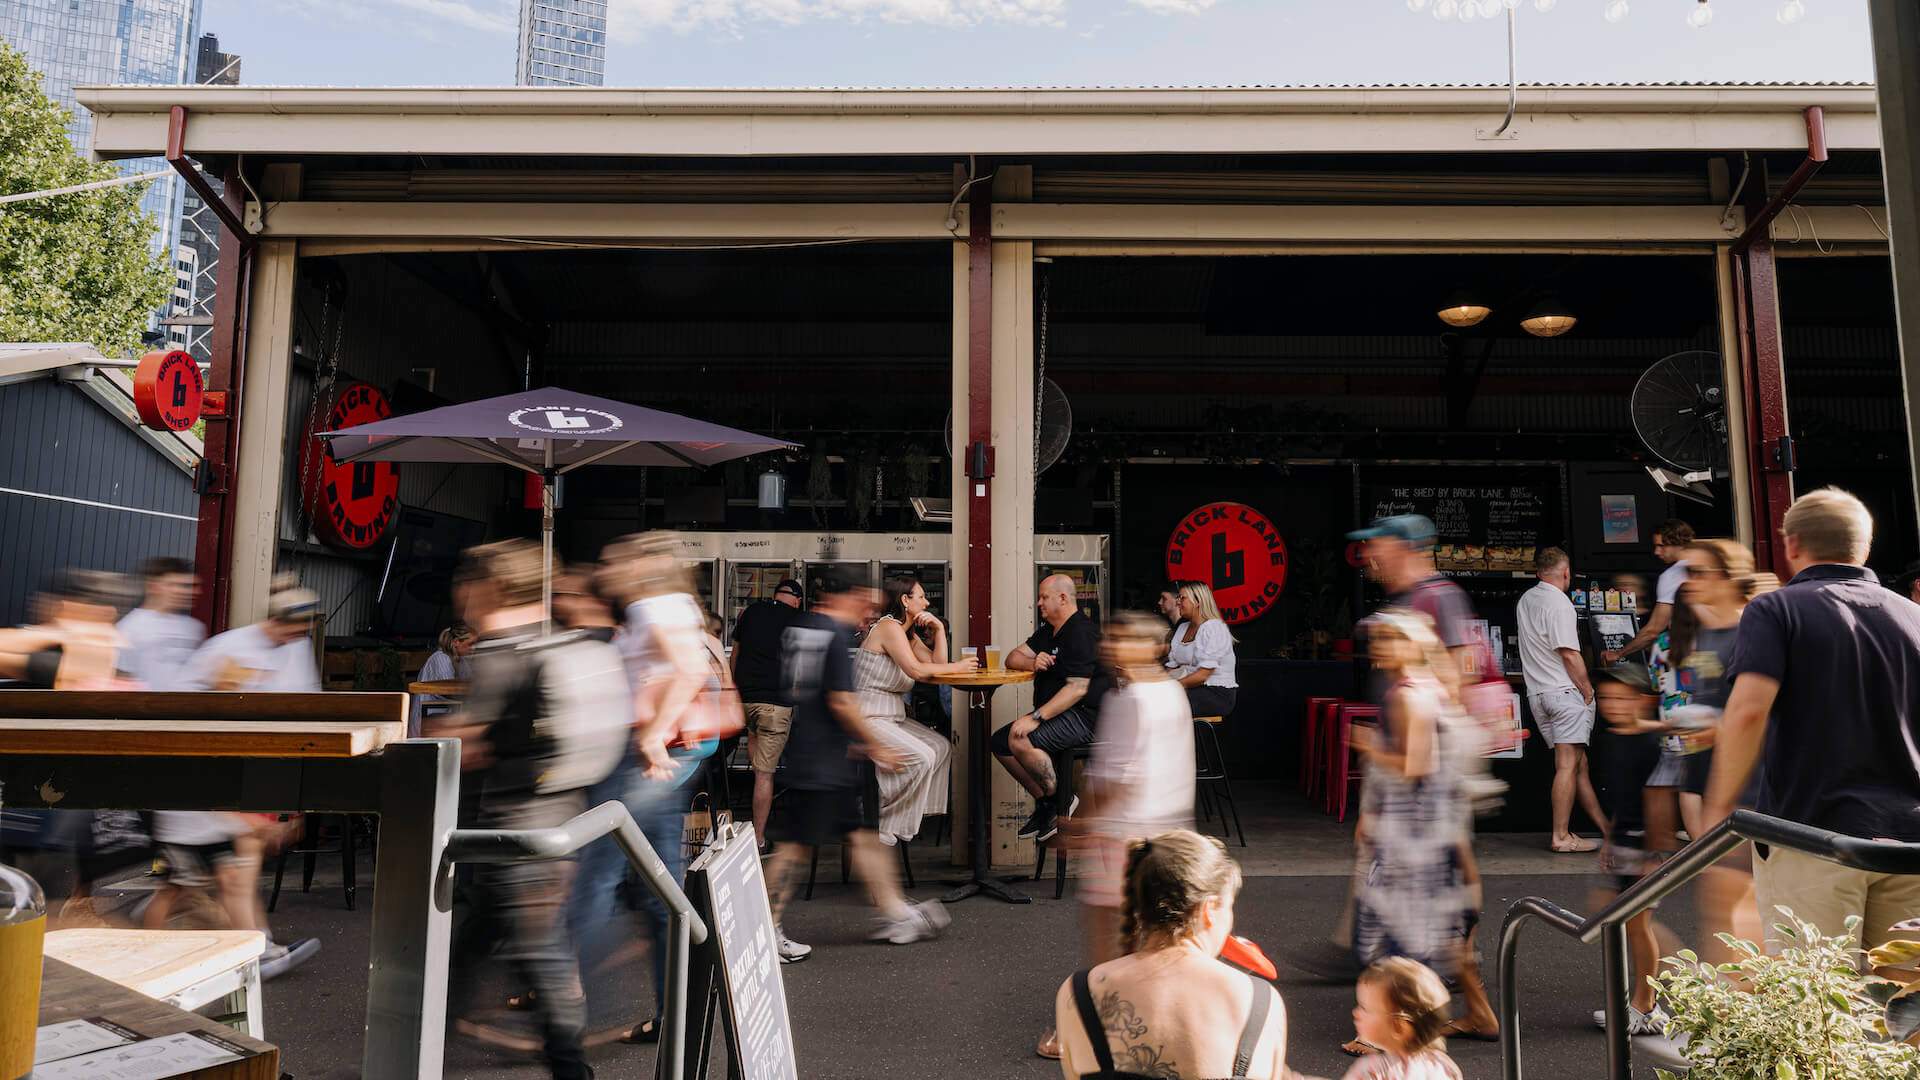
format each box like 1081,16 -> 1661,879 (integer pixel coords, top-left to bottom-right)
319,387 -> 794,624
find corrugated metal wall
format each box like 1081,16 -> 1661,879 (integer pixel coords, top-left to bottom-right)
0,378 -> 197,625
277,256 -> 515,635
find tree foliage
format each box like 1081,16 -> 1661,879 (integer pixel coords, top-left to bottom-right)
0,41 -> 170,357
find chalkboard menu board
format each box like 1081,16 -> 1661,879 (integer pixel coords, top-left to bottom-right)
686,825 -> 798,1080
1362,466 -> 1560,575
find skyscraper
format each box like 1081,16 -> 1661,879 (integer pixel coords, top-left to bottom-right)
515,0 -> 607,87
166,32 -> 239,360
2,0 -> 201,260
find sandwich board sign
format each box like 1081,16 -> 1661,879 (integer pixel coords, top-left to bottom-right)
684,823 -> 797,1080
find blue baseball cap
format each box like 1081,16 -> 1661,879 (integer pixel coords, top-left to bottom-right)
1346,514 -> 1437,548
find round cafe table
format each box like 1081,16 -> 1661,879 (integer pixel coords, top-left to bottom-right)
925,668 -> 1035,904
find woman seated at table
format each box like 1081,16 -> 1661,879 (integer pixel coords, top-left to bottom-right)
857,576 -> 977,845
1053,828 -> 1288,1079
1166,581 -> 1238,719
419,624 -> 474,692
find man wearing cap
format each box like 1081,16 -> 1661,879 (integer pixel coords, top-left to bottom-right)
1349,515 -> 1487,683
732,577 -> 806,844
156,573 -> 322,978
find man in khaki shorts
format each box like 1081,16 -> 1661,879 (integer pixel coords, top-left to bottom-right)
1707,489 -> 1920,954
732,578 -> 806,847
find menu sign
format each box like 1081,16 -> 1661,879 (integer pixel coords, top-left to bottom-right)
1364,468 -> 1556,575
686,826 -> 798,1080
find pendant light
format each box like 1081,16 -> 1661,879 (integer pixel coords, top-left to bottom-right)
1436,288 -> 1492,328
1520,296 -> 1578,338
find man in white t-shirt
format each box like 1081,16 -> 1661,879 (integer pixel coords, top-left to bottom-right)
1517,547 -> 1606,853
146,576 -> 322,980
1602,519 -> 1694,665
116,557 -> 204,691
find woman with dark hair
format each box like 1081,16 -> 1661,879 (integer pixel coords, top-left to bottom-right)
857,575 -> 977,845
1052,829 -> 1288,1078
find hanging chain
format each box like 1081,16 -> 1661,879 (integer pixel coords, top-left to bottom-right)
291,282 -> 347,565
1035,267 -> 1050,480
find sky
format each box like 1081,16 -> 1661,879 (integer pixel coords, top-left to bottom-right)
202,0 -> 1879,89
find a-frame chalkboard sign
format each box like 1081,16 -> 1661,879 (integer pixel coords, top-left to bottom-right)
681,823 -> 798,1080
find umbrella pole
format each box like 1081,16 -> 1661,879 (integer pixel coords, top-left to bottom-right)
542,460 -> 555,635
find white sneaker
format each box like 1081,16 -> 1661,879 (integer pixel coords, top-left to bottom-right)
260,937 -> 320,981
1591,1005 -> 1668,1036
884,900 -> 950,945
775,925 -> 812,964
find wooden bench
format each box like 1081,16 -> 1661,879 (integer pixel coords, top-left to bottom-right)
44,928 -> 268,1039
0,690 -> 406,757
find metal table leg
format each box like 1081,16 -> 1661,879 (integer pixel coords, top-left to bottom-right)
361,739 -> 460,1080
942,687 -> 1031,905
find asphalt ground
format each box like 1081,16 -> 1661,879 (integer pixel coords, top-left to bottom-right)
239,865 -> 1694,1080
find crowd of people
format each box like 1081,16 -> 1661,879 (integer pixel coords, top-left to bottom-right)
7,481 -> 1920,1078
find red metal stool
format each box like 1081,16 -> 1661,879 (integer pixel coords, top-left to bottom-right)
1326,703 -> 1380,822
1301,696 -> 1342,798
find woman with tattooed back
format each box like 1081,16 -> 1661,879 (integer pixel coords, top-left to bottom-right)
1054,829 -> 1287,1080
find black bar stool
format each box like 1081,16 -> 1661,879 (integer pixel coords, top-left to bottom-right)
1031,745 -> 1092,899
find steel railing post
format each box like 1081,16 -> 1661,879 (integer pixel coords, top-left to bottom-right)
1598,919 -> 1632,1080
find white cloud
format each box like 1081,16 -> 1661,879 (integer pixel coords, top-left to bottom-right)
391,0 -> 517,34
606,0 -> 1213,42
1126,0 -> 1216,12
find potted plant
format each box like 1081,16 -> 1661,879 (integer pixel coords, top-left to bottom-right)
1654,908 -> 1920,1079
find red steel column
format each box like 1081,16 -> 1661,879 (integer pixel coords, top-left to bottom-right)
966,179 -> 994,648
192,165 -> 254,631
1732,163 -> 1797,578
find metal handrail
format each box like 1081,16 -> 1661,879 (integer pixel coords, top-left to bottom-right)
437,800 -> 710,1080
1500,809 -> 1920,1080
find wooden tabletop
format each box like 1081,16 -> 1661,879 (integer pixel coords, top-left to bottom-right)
38,957 -> 278,1079
44,929 -> 265,1001
924,670 -> 1036,688
407,680 -> 468,697
0,719 -> 404,757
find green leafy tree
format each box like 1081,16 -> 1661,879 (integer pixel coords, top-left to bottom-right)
0,41 -> 170,357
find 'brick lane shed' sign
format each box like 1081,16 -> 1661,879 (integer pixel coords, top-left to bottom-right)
1164,502 -> 1289,624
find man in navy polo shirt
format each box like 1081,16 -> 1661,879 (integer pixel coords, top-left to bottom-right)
1705,488 -> 1920,952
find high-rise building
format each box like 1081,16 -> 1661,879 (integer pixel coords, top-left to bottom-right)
166,31 -> 239,360
2,0 -> 201,260
515,0 -> 606,87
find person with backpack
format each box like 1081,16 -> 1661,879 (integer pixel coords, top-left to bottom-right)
444,539 -> 630,1079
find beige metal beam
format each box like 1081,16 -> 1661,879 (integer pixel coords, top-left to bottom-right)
999,204 -> 1741,244
1767,204 -> 1893,253
947,236 -> 972,868
1715,246 -> 1756,550
228,165 -> 303,626
81,85 -> 1882,159
1034,242 -> 1718,257
988,166 -> 1038,871
262,201 -> 1743,247
256,201 -> 963,241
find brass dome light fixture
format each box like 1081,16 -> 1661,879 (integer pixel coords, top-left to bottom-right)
1435,288 -> 1493,328
1520,296 -> 1578,338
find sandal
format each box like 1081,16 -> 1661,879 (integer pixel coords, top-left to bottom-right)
620,1018 -> 662,1044
505,990 -> 537,1011
1036,1028 -> 1061,1060
1341,1038 -> 1381,1057
454,1018 -> 541,1054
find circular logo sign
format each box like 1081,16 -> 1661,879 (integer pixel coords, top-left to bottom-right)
508,406 -> 623,436
1164,502 -> 1289,625
301,382 -> 401,551
132,349 -> 204,431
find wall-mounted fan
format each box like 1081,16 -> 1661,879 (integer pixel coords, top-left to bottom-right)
942,376 -> 1075,477
1632,350 -> 1727,505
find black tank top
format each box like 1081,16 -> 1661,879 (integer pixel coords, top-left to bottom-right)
1069,967 -> 1273,1080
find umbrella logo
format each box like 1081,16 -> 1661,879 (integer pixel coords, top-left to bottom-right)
508,406 -> 623,435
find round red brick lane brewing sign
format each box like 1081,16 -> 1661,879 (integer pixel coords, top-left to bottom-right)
1164,502 -> 1289,625
301,382 -> 401,551
131,349 -> 203,431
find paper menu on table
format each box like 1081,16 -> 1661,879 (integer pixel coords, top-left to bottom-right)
30,1029 -> 246,1079
34,1018 -> 138,1065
